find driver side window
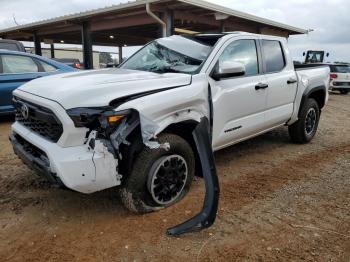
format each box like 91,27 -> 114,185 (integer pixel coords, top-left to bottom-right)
218,40 -> 259,76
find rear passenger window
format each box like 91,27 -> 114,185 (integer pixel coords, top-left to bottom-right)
37,60 -> 57,72
2,55 -> 39,73
262,40 -> 285,73
218,40 -> 259,76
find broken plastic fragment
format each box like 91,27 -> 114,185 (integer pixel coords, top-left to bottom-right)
167,117 -> 220,236
145,141 -> 170,150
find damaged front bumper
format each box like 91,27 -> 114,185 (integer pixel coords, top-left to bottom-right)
10,122 -> 120,194
11,106 -> 220,236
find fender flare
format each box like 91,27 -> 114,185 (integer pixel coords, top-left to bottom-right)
299,85 -> 326,117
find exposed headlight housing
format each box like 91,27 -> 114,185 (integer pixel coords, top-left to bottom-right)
67,107 -> 129,129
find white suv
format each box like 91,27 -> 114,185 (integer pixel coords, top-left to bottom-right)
329,64 -> 350,94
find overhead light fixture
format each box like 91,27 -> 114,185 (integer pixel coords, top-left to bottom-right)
215,12 -> 229,20
109,35 -> 114,39
124,44 -> 127,47
60,40 -> 65,43
175,28 -> 200,35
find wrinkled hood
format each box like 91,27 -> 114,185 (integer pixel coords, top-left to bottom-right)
17,68 -> 192,109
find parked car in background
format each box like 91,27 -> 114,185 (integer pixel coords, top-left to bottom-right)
329,64 -> 350,94
0,39 -> 26,52
0,50 -> 76,115
53,58 -> 82,69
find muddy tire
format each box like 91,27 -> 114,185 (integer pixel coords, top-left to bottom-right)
289,98 -> 320,144
118,133 -> 195,214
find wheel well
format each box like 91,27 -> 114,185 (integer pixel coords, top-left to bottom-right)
308,89 -> 326,109
163,120 -> 203,177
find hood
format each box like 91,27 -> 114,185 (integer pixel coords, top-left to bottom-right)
17,68 -> 192,109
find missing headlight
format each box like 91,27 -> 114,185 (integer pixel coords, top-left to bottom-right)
67,107 -> 110,128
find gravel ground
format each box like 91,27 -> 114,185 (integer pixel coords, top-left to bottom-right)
0,93 -> 349,261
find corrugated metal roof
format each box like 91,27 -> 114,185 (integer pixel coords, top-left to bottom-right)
0,0 -> 153,33
179,0 -> 307,34
0,0 -> 307,34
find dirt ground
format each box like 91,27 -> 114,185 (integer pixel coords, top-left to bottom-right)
0,93 -> 349,262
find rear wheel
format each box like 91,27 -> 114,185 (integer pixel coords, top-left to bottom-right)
289,98 -> 320,144
119,133 -> 195,214
340,89 -> 349,95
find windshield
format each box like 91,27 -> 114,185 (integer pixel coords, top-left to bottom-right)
330,65 -> 350,73
120,35 -> 213,74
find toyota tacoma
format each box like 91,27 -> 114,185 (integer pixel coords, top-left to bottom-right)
10,33 -> 330,235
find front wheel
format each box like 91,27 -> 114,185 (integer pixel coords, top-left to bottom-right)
119,133 -> 195,214
289,98 -> 320,144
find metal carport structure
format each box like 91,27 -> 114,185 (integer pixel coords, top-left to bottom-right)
0,0 -> 307,69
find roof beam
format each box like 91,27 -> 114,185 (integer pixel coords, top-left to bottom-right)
174,11 -> 220,27
37,25 -> 81,36
91,15 -> 156,32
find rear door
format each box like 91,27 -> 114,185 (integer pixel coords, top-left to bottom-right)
261,38 -> 298,127
0,54 -> 43,113
208,37 -> 269,150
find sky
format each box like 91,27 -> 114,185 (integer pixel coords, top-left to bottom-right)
0,0 -> 349,62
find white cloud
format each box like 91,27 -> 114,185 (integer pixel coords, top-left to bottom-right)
0,0 -> 349,62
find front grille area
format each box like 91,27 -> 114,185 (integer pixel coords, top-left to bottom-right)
14,133 -> 49,164
14,97 -> 63,143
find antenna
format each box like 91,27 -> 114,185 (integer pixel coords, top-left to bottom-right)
12,14 -> 20,26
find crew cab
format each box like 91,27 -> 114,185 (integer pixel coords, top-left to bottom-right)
10,33 -> 330,234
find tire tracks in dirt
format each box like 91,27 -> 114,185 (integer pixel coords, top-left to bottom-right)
219,143 -> 350,211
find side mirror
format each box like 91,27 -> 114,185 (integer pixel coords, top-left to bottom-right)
326,53 -> 330,57
212,61 -> 245,81
303,52 -> 306,56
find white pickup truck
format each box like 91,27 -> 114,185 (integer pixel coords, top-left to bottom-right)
10,32 -> 330,235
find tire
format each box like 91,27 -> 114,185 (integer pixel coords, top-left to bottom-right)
119,133 -> 195,214
340,89 -> 349,95
289,98 -> 320,144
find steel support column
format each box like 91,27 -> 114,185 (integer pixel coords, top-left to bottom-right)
50,44 -> 55,58
33,33 -> 42,56
118,46 -> 123,64
165,10 -> 174,36
220,21 -> 226,33
81,22 -> 93,69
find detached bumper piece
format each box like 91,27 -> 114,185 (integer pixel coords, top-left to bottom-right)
9,133 -> 63,186
167,118 -> 220,236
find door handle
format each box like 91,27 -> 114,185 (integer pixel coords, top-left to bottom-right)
255,83 -> 269,90
287,78 -> 297,84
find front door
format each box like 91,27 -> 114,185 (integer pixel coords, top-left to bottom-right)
208,38 -> 268,151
